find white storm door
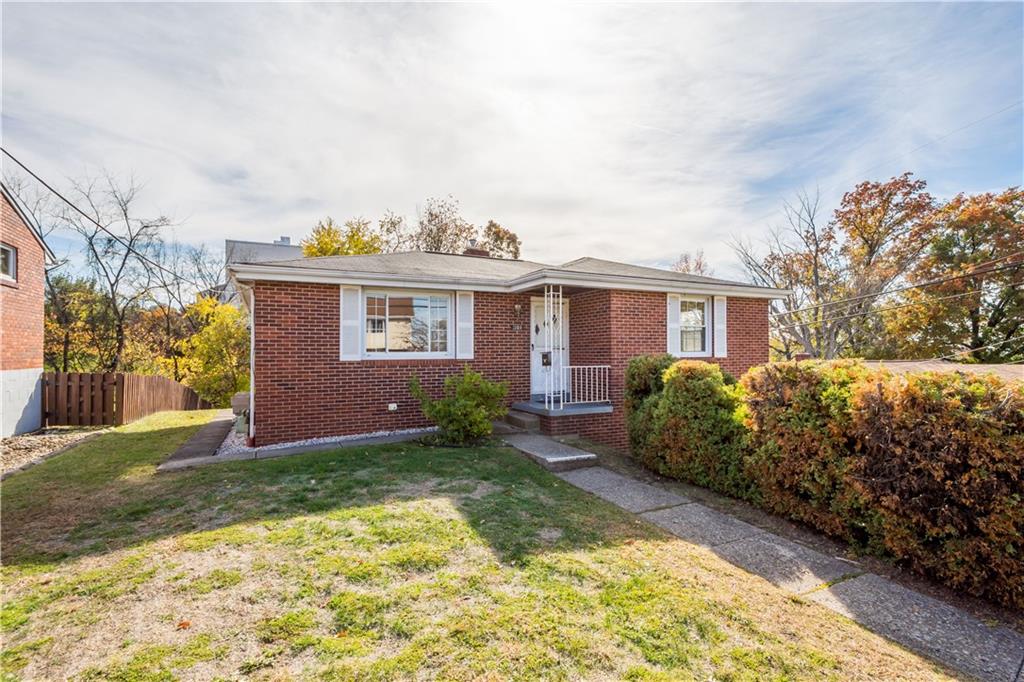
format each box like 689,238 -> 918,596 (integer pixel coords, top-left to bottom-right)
529,299 -> 569,396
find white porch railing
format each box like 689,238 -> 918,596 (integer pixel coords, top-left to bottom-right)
539,284 -> 611,410
561,365 -> 610,406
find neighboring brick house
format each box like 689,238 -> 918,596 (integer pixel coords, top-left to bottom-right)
1,184 -> 56,437
228,251 -> 786,450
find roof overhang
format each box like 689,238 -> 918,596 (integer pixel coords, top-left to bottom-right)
227,263 -> 791,299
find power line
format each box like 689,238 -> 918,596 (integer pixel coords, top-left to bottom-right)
772,281 -> 1024,332
1,147 -> 202,289
936,336 -> 1024,361
770,252 -> 1024,319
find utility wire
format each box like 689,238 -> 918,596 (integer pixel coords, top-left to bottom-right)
1,147 -> 202,289
772,281 -> 1024,332
936,335 -> 1024,361
770,252 -> 1024,318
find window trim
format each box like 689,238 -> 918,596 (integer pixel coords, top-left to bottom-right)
0,243 -> 16,282
676,295 -> 711,358
361,288 -> 455,359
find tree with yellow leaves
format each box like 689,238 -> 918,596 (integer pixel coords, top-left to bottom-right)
300,217 -> 384,257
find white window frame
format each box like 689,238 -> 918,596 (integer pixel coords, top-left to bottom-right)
362,288 -> 455,359
676,295 -> 712,358
0,243 -> 16,282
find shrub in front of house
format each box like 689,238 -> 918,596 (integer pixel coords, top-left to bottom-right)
847,371 -> 1024,608
409,367 -> 509,445
624,353 -> 676,458
624,355 -> 1024,609
741,360 -> 875,542
629,359 -> 753,499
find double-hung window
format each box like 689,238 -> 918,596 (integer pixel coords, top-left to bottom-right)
364,291 -> 451,357
679,297 -> 710,355
0,244 -> 16,282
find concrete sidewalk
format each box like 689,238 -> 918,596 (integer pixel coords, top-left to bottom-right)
549,462 -> 1024,681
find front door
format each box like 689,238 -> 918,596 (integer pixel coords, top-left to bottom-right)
530,298 -> 569,398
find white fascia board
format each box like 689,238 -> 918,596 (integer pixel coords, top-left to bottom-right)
227,264 -> 510,292
508,271 -> 791,299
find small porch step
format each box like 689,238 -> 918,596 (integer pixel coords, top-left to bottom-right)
503,433 -> 598,472
505,409 -> 540,432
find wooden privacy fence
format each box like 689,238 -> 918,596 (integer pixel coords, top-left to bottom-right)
43,372 -> 211,427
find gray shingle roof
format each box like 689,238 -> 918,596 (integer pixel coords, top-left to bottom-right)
556,257 -> 751,287
234,249 -> 785,295
254,251 -> 553,281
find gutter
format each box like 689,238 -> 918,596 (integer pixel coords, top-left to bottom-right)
227,263 -> 791,299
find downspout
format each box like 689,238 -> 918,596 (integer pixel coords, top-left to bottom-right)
247,285 -> 255,447
236,281 -> 257,447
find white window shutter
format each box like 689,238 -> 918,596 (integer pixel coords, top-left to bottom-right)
667,294 -> 681,356
713,296 -> 728,357
456,291 -> 474,359
339,286 -> 362,361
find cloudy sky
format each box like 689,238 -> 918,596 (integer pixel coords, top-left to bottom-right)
3,2 -> 1021,278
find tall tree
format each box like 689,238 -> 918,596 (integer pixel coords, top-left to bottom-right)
882,188 -> 1024,361
301,217 -> 384,257
413,196 -> 477,253
59,175 -> 167,371
733,174 -> 935,359
480,219 -> 521,259
176,296 -> 250,406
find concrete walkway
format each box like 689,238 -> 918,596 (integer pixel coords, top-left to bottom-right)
161,410 -> 234,466
550,463 -> 1024,681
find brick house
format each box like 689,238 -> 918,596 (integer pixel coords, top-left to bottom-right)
228,251 -> 786,450
1,184 -> 56,437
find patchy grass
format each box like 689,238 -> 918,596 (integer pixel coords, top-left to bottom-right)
1,410 -> 955,680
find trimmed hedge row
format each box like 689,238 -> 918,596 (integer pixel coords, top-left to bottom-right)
625,356 -> 1024,609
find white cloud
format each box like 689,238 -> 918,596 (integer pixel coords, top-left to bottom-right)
2,3 -> 1021,276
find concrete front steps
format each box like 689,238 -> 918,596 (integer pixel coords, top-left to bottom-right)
504,409 -> 540,432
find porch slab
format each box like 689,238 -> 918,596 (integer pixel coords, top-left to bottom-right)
805,573 -> 1024,681
713,534 -> 862,594
641,504 -> 764,547
510,401 -> 613,417
558,467 -> 690,512
502,433 -> 597,472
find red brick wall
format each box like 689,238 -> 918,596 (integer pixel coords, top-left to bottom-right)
251,281 -> 770,449
555,292 -> 770,450
252,282 -> 532,445
1,193 -> 45,371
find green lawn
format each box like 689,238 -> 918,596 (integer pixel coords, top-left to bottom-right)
1,411 -> 953,681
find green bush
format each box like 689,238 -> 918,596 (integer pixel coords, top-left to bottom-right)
624,354 -> 676,456
741,360 -> 874,540
630,360 -> 752,499
848,371 -> 1024,608
409,367 -> 508,445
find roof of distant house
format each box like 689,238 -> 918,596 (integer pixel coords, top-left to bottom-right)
228,250 -> 789,298
1,183 -> 57,263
